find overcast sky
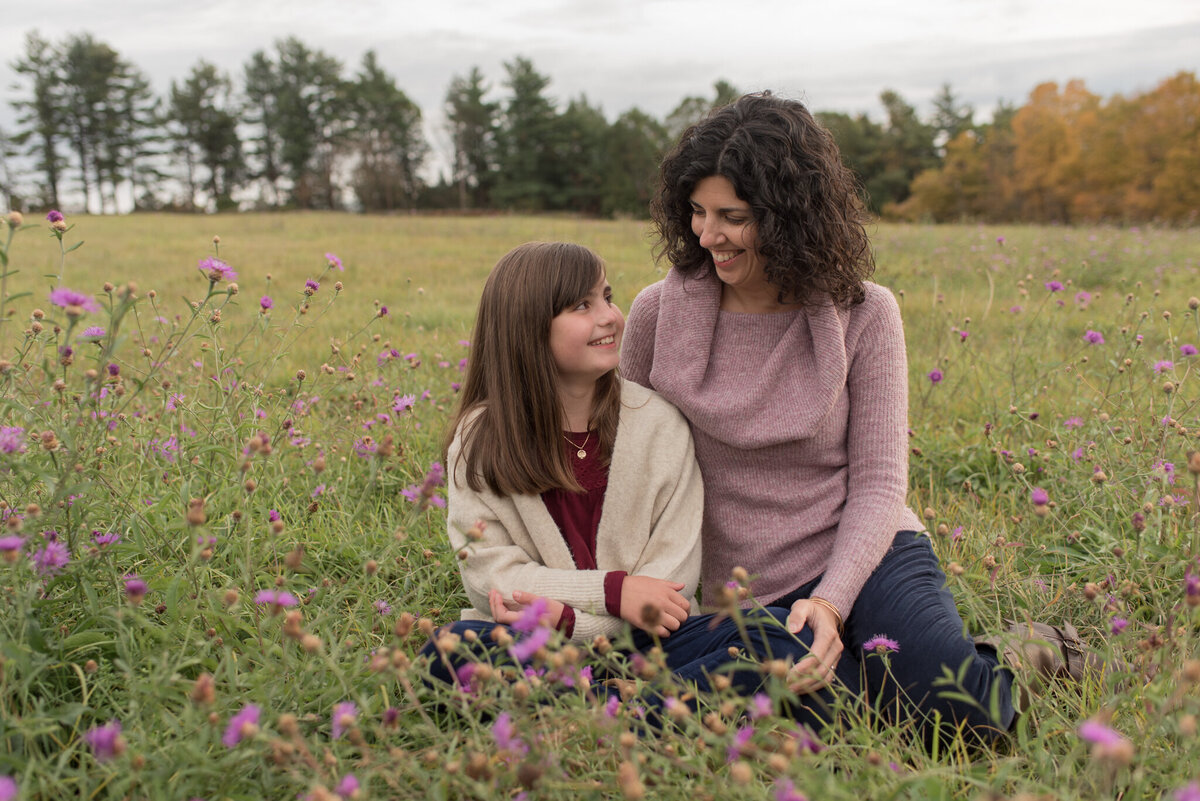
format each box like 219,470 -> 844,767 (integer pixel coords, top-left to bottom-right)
4,0 -> 1198,182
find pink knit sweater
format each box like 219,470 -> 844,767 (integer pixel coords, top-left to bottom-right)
620,267 -> 924,617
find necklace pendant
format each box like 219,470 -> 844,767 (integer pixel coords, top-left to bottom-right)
576,449 -> 587,459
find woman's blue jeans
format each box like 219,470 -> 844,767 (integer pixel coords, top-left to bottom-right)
773,529 -> 1016,742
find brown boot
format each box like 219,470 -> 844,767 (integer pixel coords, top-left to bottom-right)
976,620 -> 1114,713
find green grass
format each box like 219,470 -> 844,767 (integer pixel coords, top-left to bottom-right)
0,212 -> 1198,800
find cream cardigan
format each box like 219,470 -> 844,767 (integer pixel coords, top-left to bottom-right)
446,379 -> 703,642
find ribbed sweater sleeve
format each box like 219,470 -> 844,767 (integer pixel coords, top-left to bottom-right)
810,287 -> 911,616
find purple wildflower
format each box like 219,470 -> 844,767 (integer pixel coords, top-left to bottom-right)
775,778 -> 808,801
46,210 -> 64,223
1181,344 -> 1198,357
83,720 -> 123,761
78,326 -> 106,342
509,626 -> 552,662
512,596 -> 548,634
325,252 -> 343,271
268,509 -> 281,522
0,427 -> 27,454
1044,280 -> 1064,292
332,702 -> 358,739
382,707 -> 400,727
222,704 -> 261,747
1074,290 -> 1092,307
1064,417 -> 1083,430
1030,488 -> 1049,506
259,295 -> 273,311
49,287 -> 99,313
0,776 -> 15,801
392,394 -> 416,414
491,712 -> 528,756
1154,360 -> 1174,374
0,536 -> 24,561
124,576 -> 148,604
1185,572 -> 1199,600
1110,617 -> 1127,635
862,634 -> 900,654
254,590 -> 298,611
748,693 -> 773,720
605,694 -> 621,718
1083,330 -> 1105,345
91,531 -> 121,547
927,368 -> 943,384
1078,719 -> 1127,747
304,279 -> 320,295
335,775 -> 359,799
727,725 -> 753,763
790,724 -> 824,754
374,599 -> 392,616
197,257 -> 236,282
1176,782 -> 1200,801
31,541 -> 70,576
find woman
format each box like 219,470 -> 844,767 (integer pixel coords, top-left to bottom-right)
621,92 -> 1098,739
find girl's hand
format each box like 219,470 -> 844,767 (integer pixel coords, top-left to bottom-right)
620,576 -> 690,638
488,588 -> 564,630
786,598 -> 844,694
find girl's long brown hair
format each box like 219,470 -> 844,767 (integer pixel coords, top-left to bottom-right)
443,242 -> 622,496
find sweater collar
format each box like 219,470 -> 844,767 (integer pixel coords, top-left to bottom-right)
648,267 -> 849,447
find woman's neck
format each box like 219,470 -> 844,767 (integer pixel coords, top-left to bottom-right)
557,378 -> 598,431
720,280 -> 801,314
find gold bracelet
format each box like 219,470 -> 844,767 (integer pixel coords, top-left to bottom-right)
808,596 -> 844,636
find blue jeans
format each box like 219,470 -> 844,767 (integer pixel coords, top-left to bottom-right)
421,609 -> 833,722
774,529 -> 1015,741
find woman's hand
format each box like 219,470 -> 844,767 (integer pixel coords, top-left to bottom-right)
620,575 -> 690,638
488,588 -> 564,630
786,598 -> 844,694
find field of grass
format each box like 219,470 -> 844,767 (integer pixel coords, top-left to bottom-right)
1,211 -> 1199,800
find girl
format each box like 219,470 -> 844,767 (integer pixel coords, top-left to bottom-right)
424,241 -> 810,697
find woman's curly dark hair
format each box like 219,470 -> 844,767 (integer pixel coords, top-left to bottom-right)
651,92 -> 874,307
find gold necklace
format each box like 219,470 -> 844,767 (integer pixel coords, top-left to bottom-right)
563,431 -> 591,460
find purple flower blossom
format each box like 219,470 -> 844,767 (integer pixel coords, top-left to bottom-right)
305,279 -> 320,294
1078,719 -> 1126,747
512,596 -> 548,634
260,295 -> 273,311
46,210 -> 64,223
1181,344 -> 1198,357
1110,617 -> 1127,635
125,576 -> 148,603
790,725 -> 824,754
222,704 -> 261,747
78,326 -> 106,342
268,509 -> 281,522
605,694 -> 621,718
335,775 -> 359,799
392,394 -> 416,414
0,427 -> 27,454
1064,417 -> 1083,430
1154,360 -> 1174,374
83,720 -> 123,761
49,287 -> 99,313
0,775 -> 15,801
509,626 -> 551,662
491,712 -> 528,755
748,693 -> 773,720
1044,280 -> 1064,292
91,531 -> 121,547
927,368 -> 943,384
254,590 -> 298,609
198,257 -> 237,282
1030,488 -> 1049,506
1083,330 -> 1105,345
0,535 -> 24,558
382,707 -> 400,727
958,330 -> 969,342
374,599 -> 392,616
862,634 -> 900,654
31,541 -> 70,576
727,725 -> 753,763
325,252 -> 343,271
1176,782 -> 1200,801
332,702 -> 358,739
1185,572 -> 1199,600
1074,290 -> 1092,307
775,778 -> 808,801
951,526 -> 963,541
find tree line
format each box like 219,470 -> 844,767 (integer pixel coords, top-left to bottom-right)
2,31 -> 1196,224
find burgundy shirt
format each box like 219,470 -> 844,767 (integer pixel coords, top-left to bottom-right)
542,434 -> 624,637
